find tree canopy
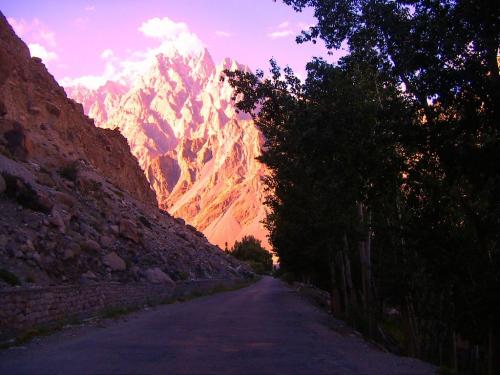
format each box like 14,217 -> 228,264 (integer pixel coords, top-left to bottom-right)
226,0 -> 499,372
230,235 -> 273,274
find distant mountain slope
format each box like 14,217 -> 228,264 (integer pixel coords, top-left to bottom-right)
66,50 -> 269,249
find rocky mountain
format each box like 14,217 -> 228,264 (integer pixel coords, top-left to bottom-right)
66,48 -> 269,250
0,12 -> 252,288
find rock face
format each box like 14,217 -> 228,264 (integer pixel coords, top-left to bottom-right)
66,49 -> 269,250
0,12 -> 252,288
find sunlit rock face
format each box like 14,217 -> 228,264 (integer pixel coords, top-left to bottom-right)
66,50 -> 269,249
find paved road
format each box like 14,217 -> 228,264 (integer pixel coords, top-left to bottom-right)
0,276 -> 435,374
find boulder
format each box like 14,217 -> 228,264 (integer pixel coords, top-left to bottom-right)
82,238 -> 100,253
119,218 -> 141,243
103,251 -> 126,271
61,241 -> 81,259
45,101 -> 61,117
80,270 -> 97,284
53,191 -> 78,209
31,251 -> 42,264
49,206 -> 66,233
145,267 -> 175,286
82,270 -> 97,279
63,248 -> 76,260
36,191 -> 55,212
109,224 -> 119,235
99,235 -> 114,248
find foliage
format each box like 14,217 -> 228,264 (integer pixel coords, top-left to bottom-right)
0,268 -> 20,286
2,173 -> 49,213
230,236 -> 273,274
58,161 -> 79,181
225,0 -> 499,372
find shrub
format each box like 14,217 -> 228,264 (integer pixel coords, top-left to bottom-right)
58,161 -> 79,181
0,269 -> 20,286
230,235 -> 273,274
2,174 -> 49,212
139,215 -> 152,229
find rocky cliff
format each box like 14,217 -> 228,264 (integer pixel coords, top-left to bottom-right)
0,12 -> 252,288
66,49 -> 269,250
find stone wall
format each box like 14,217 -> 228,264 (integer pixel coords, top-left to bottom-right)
0,278 -> 246,338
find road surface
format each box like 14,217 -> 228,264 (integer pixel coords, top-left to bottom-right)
0,276 -> 435,374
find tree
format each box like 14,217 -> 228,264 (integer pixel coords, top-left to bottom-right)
226,53 -> 409,317
282,1 -> 500,371
231,236 -> 273,274
226,0 -> 499,372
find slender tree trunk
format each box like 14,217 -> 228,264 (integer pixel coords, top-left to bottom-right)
451,330 -> 457,372
403,297 -> 420,357
343,245 -> 356,310
338,251 -> 348,317
342,233 -> 355,316
488,328 -> 493,375
358,202 -> 374,336
365,208 -> 373,336
329,258 -> 341,315
358,202 -> 368,310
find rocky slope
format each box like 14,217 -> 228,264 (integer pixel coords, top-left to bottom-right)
0,12 -> 252,288
66,49 -> 269,250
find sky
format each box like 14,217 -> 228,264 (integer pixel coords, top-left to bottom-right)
1,0 -> 346,89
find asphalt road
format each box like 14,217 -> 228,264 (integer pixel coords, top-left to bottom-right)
0,276 -> 435,374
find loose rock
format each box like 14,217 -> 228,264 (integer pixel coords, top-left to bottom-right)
119,219 -> 141,243
82,238 -> 100,253
102,251 -> 126,271
145,267 -> 175,286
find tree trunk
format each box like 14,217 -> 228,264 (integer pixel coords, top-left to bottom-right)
343,246 -> 356,311
403,298 -> 420,357
337,251 -> 349,317
358,202 -> 374,336
329,259 -> 341,315
365,208 -> 373,336
451,330 -> 457,372
358,202 -> 368,310
343,233 -> 356,315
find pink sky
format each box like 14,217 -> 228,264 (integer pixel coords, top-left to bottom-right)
2,0 -> 346,88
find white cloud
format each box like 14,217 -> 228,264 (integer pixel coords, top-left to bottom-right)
84,5 -> 95,11
60,61 -> 116,89
38,30 -> 56,47
7,17 -> 28,36
138,16 -> 204,56
100,48 -> 115,60
215,30 -> 231,38
139,17 -> 188,39
268,30 -> 294,39
7,17 -> 57,47
278,21 -> 290,29
62,17 -> 206,90
28,43 -> 58,62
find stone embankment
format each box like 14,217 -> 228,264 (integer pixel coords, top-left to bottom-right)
0,278 -> 249,341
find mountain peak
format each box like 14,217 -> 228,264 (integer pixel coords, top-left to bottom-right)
64,45 -> 269,250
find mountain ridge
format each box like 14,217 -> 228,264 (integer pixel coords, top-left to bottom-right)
66,48 -> 270,250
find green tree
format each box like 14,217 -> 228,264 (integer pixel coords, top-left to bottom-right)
226,0 -> 499,372
282,1 -> 500,371
231,236 -> 273,274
